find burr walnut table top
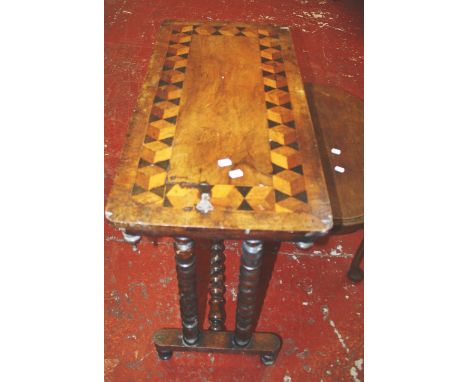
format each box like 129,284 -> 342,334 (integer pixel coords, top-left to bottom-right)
105,20 -> 332,240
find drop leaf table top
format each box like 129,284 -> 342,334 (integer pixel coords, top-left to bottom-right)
105,20 -> 332,240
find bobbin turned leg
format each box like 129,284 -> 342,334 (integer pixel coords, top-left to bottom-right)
234,240 -> 264,347
174,237 -> 200,345
153,238 -> 281,364
155,237 -> 199,359
208,240 -> 226,331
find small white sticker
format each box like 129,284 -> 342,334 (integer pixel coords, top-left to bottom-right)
229,169 -> 244,178
217,158 -> 232,167
334,166 -> 345,173
331,148 -> 341,155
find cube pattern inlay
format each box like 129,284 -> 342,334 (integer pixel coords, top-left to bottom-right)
131,25 -> 309,213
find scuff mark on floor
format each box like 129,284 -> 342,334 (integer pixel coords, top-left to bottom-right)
159,276 -> 172,285
282,243 -> 352,258
317,21 -> 346,33
128,281 -> 148,299
126,350 -> 153,369
230,287 -> 237,302
321,305 -> 329,320
329,320 -> 350,353
350,357 -> 364,381
105,235 -> 126,242
296,348 -> 310,359
329,244 -> 343,256
350,366 -> 361,382
208,353 -> 215,364
106,0 -> 129,28
109,290 -> 123,317
355,358 -> 363,370
321,305 -> 350,353
283,337 -> 299,356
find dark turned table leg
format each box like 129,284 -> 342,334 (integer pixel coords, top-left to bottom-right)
155,237 -> 199,360
234,240 -> 264,346
173,237 -> 200,345
234,240 -> 279,365
347,239 -> 364,283
154,238 -> 281,365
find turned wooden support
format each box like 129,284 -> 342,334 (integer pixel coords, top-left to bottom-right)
208,240 -> 227,331
234,240 -> 265,347
155,238 -> 281,365
347,239 -> 364,283
174,237 -> 200,345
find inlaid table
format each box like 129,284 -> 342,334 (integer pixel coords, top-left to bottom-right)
105,20 -> 332,365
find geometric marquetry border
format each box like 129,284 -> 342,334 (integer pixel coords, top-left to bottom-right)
131,24 -> 310,213
258,28 -> 309,213
131,25 -> 194,207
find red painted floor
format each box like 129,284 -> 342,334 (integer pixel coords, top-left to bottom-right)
105,1 -> 363,381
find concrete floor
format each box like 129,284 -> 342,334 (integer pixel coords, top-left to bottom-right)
105,1 -> 363,381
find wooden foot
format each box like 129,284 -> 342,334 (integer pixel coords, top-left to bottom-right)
234,240 -> 264,347
208,240 -> 226,331
156,349 -> 173,360
260,352 -> 276,366
174,237 -> 200,345
347,239 -> 364,283
153,328 -> 281,365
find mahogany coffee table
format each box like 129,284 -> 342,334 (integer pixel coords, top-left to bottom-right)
105,20 -> 332,365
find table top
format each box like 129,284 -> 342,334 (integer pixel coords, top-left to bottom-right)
306,84 -> 363,229
105,20 -> 332,240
